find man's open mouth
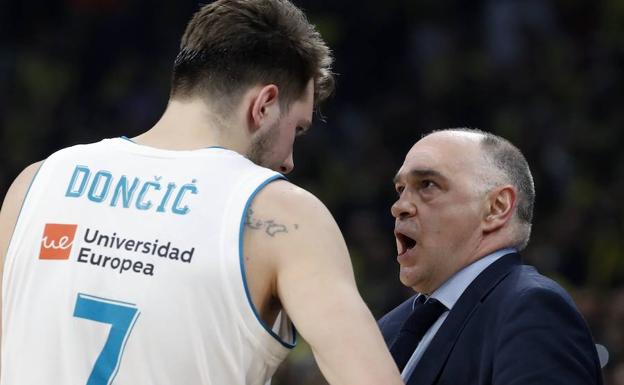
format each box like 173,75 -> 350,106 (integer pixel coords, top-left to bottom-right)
396,231 -> 417,255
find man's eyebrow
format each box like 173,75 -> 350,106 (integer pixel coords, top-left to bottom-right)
393,169 -> 446,184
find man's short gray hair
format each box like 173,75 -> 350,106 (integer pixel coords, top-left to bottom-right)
426,128 -> 535,250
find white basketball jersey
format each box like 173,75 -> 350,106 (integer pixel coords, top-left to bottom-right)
1,138 -> 295,385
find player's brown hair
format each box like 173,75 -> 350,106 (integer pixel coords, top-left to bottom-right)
171,0 -> 334,113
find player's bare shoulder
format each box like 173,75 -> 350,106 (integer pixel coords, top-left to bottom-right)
244,179 -> 338,240
0,161 -> 44,260
244,178 -> 350,279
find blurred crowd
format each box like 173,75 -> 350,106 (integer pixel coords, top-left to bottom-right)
1,0 -> 623,384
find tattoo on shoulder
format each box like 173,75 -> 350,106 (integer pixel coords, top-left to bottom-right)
244,208 -> 296,237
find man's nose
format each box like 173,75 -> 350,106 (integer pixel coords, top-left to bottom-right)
280,153 -> 294,174
391,195 -> 416,219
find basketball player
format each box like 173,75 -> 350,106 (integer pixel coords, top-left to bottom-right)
0,1 -> 403,384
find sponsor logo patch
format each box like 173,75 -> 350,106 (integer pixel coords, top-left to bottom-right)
39,223 -> 78,260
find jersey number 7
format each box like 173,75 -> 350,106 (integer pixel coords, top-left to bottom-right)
73,293 -> 140,385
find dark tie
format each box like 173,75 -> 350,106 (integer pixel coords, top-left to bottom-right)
390,296 -> 448,371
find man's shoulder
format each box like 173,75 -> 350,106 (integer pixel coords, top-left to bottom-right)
499,263 -> 575,304
485,261 -> 586,328
244,178 -> 347,267
252,179 -> 334,224
1,161 -> 44,259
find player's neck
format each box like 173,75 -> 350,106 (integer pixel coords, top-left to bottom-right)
131,99 -> 250,153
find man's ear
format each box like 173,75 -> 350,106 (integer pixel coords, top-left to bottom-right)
483,185 -> 516,234
248,84 -> 279,133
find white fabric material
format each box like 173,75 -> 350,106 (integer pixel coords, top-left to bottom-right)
401,248 -> 516,381
2,138 -> 294,385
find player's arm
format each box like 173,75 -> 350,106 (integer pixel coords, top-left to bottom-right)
0,162 -> 43,345
249,180 -> 403,385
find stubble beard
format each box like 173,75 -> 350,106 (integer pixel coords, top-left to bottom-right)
247,120 -> 280,170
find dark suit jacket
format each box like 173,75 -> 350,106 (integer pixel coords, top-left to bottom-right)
379,253 -> 603,385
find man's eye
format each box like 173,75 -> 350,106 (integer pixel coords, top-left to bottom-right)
395,186 -> 405,196
421,180 -> 436,189
296,126 -> 307,136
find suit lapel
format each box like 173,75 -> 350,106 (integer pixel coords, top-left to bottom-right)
381,296 -> 416,346
406,253 -> 522,385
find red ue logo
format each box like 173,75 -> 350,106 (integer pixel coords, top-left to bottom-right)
39,223 -> 78,260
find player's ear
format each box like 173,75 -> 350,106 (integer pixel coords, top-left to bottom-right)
482,185 -> 516,234
248,84 -> 279,133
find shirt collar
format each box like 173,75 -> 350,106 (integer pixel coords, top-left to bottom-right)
413,248 -> 517,311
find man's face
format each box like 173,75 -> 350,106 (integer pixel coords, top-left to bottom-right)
248,80 -> 314,174
391,132 -> 489,294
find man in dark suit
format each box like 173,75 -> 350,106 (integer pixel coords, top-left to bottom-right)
380,128 -> 603,385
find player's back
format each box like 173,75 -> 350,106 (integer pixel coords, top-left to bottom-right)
1,138 -> 295,385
